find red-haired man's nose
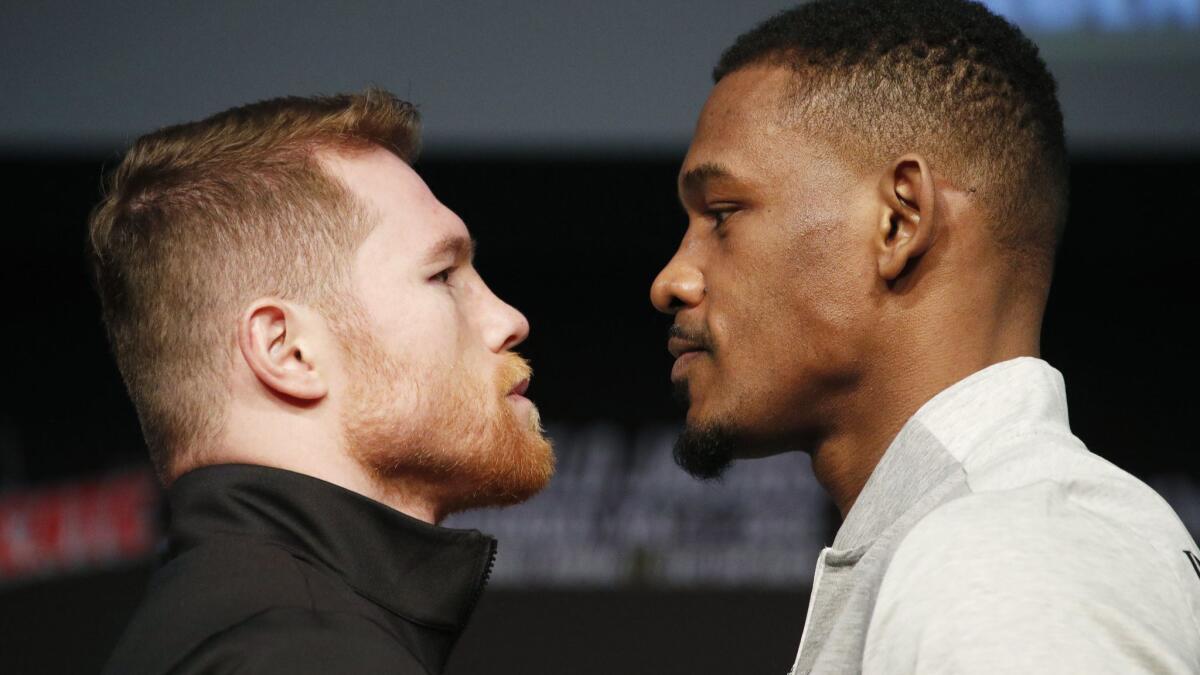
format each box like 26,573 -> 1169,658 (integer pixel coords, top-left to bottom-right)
481,286 -> 530,353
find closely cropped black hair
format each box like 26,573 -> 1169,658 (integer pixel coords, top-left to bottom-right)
715,0 -> 1068,274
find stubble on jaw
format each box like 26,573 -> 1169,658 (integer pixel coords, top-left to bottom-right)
332,307 -> 554,518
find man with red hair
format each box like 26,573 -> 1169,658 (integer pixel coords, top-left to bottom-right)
94,90 -> 554,674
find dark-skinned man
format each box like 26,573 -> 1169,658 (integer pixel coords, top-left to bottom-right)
652,1 -> 1200,672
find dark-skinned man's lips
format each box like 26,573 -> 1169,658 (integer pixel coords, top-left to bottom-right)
667,336 -> 708,359
668,337 -> 711,382
670,349 -> 708,381
667,323 -> 713,380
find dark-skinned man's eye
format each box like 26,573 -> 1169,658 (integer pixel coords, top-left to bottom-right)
709,208 -> 736,232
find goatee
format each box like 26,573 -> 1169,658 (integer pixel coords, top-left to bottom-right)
673,424 -> 738,480
671,374 -> 737,480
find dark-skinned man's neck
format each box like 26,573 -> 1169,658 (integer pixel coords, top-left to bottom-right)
810,322 -> 1043,520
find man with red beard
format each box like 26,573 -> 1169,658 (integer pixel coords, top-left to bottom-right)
92,90 -> 553,675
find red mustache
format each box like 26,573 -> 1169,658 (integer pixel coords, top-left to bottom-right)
498,353 -> 533,397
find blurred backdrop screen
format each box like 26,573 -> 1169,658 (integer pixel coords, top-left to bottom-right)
1,2 -> 1197,673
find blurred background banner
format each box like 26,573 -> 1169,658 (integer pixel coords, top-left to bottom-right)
2,0 -> 1199,155
1,2 -> 1197,674
0,470 -> 155,585
445,425 -> 829,588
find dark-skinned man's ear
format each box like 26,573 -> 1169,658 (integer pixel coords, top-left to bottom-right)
876,154 -> 938,282
237,299 -> 329,402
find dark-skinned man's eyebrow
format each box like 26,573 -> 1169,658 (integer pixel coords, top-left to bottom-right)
422,235 -> 477,266
679,162 -> 735,198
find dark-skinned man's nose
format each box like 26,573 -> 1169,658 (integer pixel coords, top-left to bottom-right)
651,254 -> 705,315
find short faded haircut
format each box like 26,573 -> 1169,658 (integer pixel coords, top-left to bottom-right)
716,0 -> 1068,278
88,89 -> 420,480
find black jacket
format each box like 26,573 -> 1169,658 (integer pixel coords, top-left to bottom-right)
103,464 -> 497,674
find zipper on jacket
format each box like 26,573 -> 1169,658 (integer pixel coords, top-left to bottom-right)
464,538 -> 498,620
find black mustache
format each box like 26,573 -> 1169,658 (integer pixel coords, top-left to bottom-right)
667,324 -> 713,351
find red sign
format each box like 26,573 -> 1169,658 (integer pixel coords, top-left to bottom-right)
0,470 -> 159,582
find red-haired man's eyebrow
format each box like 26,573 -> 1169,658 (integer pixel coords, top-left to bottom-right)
423,235 -> 476,266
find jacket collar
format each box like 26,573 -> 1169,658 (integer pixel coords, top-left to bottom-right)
915,356 -> 1071,464
166,463 -> 497,632
832,357 -> 1070,553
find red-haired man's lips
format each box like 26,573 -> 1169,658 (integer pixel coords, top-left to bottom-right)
506,377 -> 533,416
508,378 -> 530,398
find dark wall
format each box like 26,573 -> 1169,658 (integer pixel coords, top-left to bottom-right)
3,155 -> 1197,483
1,154 -> 1197,674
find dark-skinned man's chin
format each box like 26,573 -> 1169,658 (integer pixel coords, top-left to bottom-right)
671,378 -> 741,480
673,423 -> 744,481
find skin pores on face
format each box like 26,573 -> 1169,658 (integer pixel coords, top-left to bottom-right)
653,65 -> 882,458
323,148 -> 553,520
